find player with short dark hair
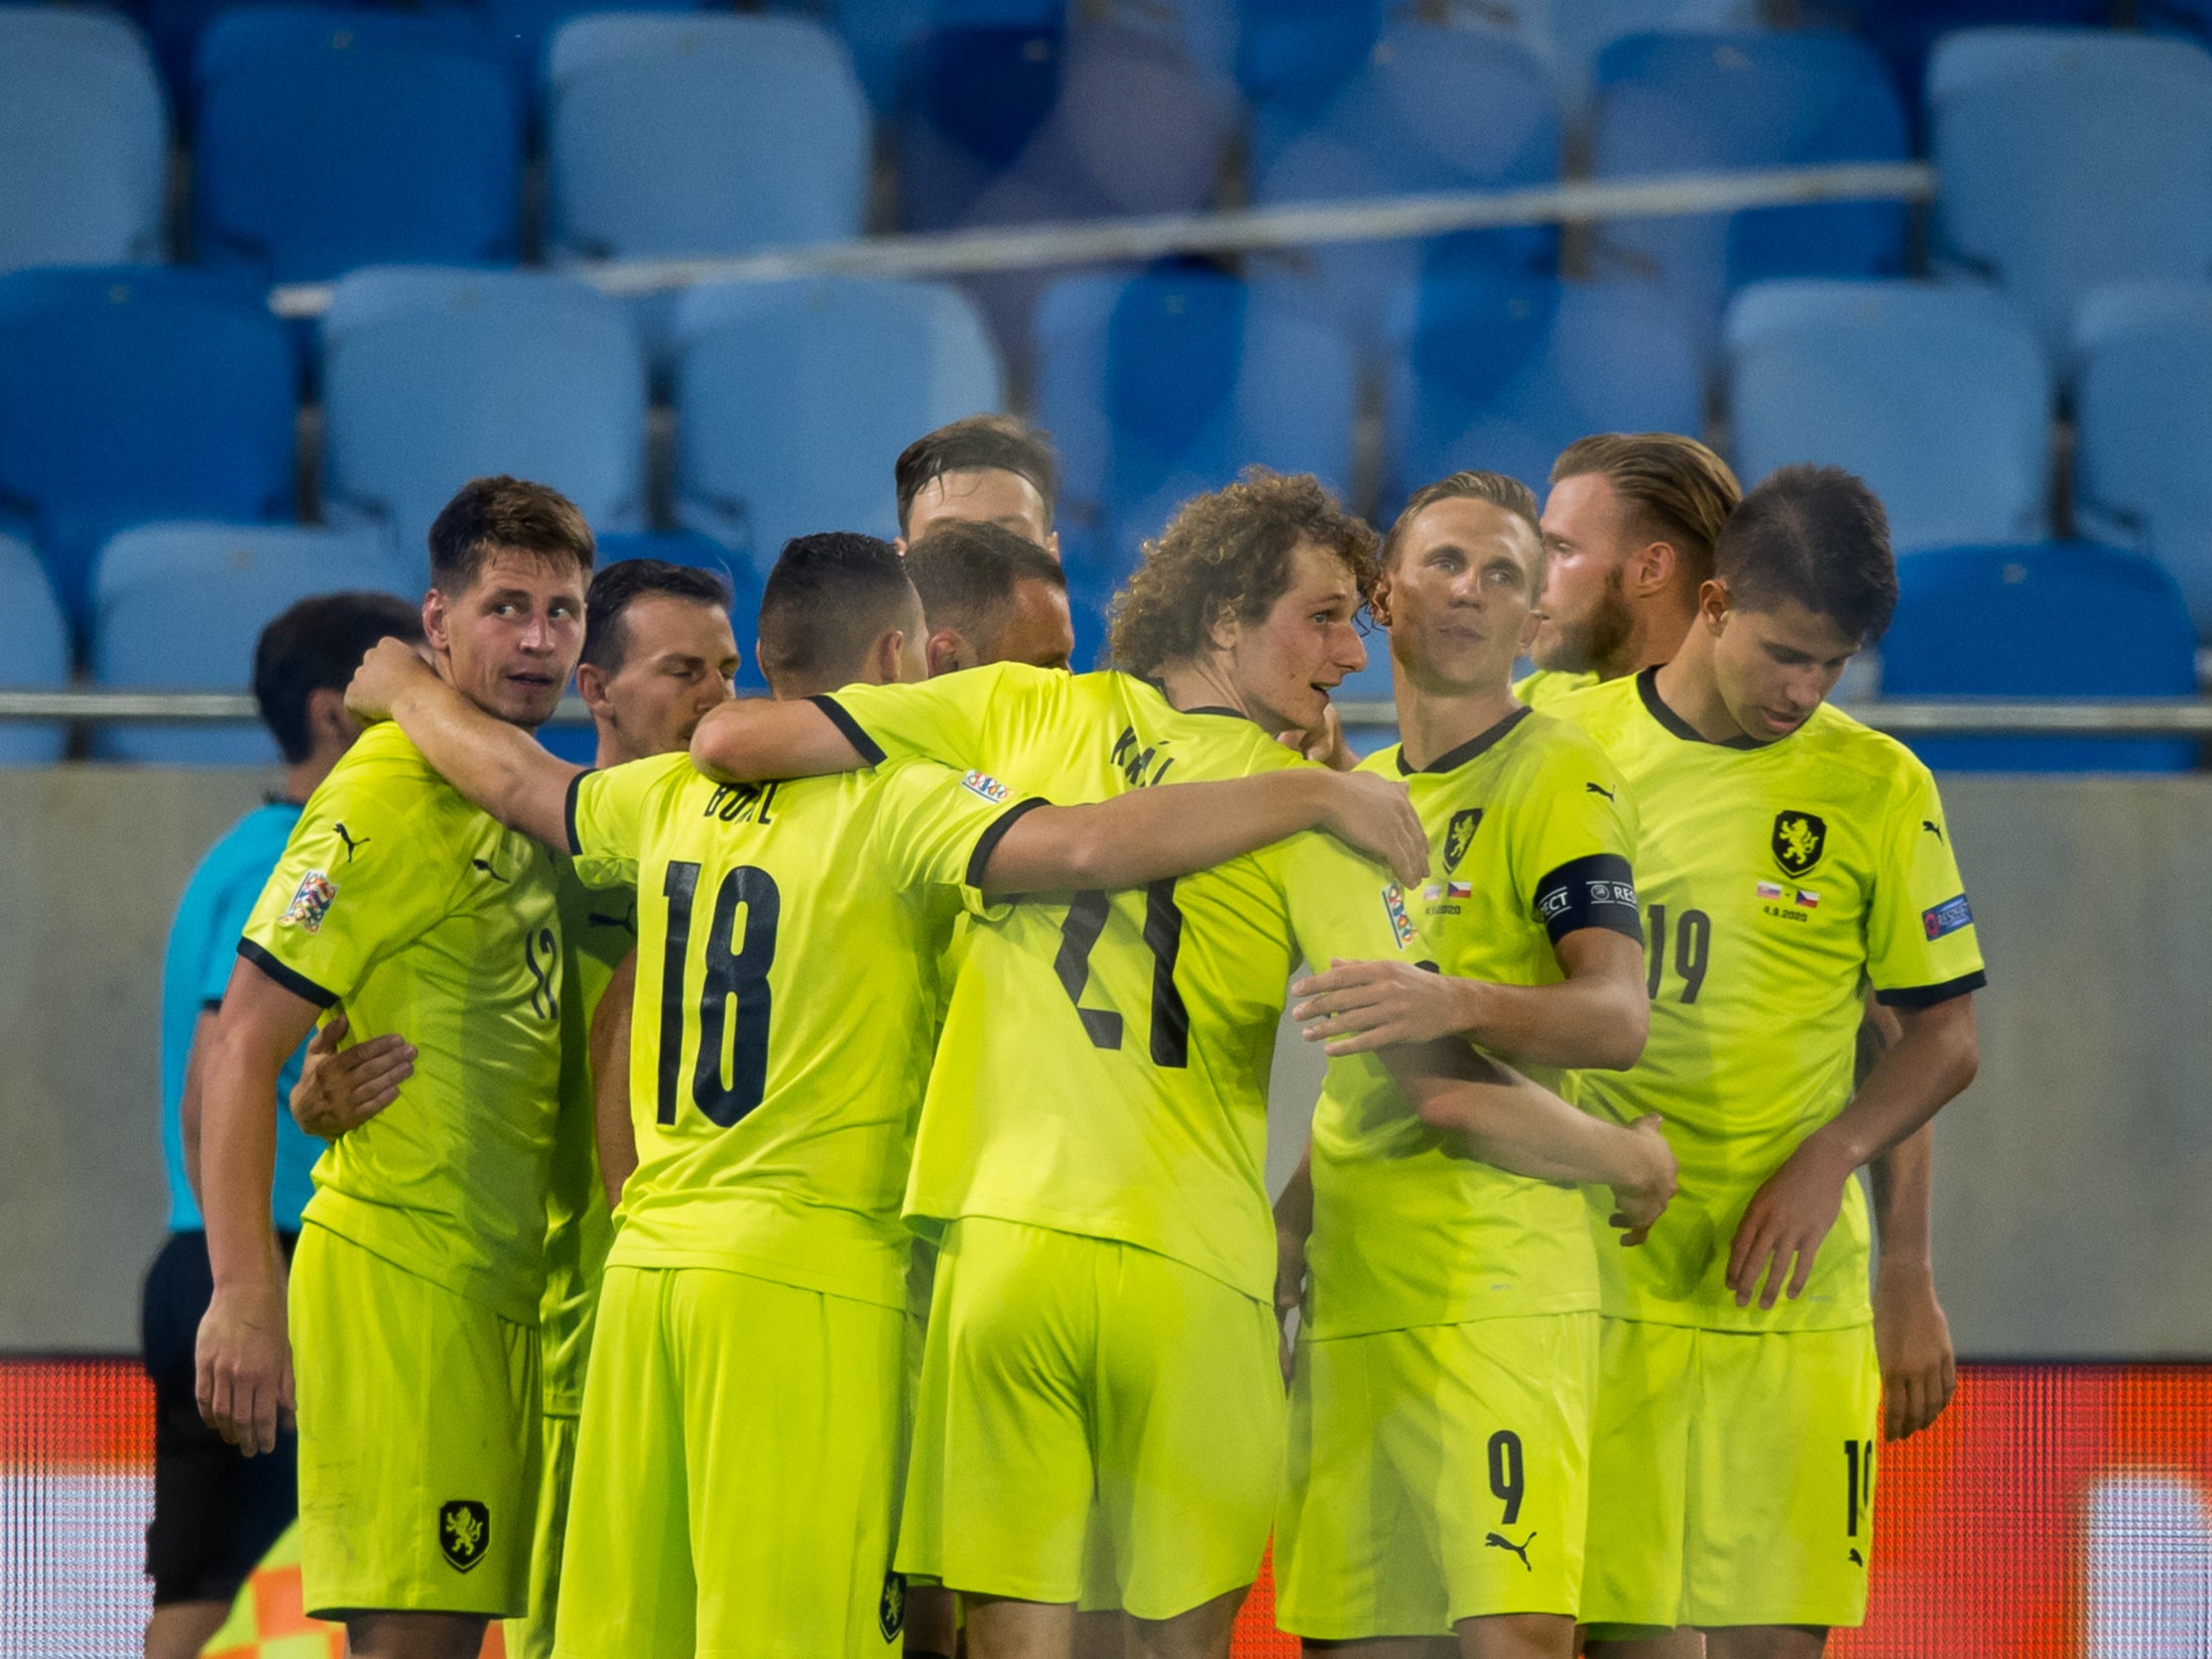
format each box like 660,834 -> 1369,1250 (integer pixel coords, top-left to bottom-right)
338,528 -> 1435,1658
894,414 -> 1061,558
686,473 -> 1675,1659
1270,472 -> 1659,1657
196,475 -> 594,1659
141,591 -> 421,1659
908,519 -> 1074,674
1543,465 -> 1982,1657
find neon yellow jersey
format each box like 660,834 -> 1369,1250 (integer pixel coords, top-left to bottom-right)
1513,668 -> 1600,710
1548,670 -> 1987,1332
538,869 -> 633,1414
817,663 -> 1417,1304
239,720 -> 562,1324
1306,705 -> 1644,1338
563,750 -> 1035,1312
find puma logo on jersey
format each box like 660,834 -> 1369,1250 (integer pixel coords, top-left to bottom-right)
1484,1531 -> 1536,1570
470,857 -> 510,883
588,899 -> 637,936
1921,820 -> 1944,842
1585,782 -> 1616,802
333,823 -> 370,862
1849,1547 -> 1865,1567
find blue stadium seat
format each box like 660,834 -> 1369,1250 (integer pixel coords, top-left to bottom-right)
1382,274 -> 1703,513
593,530 -> 768,692
672,277 -> 1004,572
1527,0 -> 1765,118
795,0 -> 1062,116
1234,0 -> 1383,116
320,267 -> 647,585
1881,543 -> 2200,773
483,0 -> 705,93
1248,24 -> 1560,350
1590,32 -> 1907,354
1928,29 -> 2212,347
88,522 -> 414,765
546,15 -> 868,263
1837,0 -> 2105,118
1723,279 -> 2050,552
0,267 -> 297,632
2072,281 -> 2212,639
1036,268 -> 1359,583
0,9 -> 168,276
191,8 -> 522,283
0,535 -> 70,766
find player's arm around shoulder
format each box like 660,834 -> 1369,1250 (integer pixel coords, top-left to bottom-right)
973,761 -> 1429,893
346,637 -> 578,849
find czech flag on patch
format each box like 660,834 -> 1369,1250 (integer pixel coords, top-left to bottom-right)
1795,889 -> 1820,909
1447,880 -> 1473,900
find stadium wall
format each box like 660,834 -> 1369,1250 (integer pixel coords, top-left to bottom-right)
1,768 -> 2207,1358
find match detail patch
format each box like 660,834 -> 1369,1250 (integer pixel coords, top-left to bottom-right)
1922,894 -> 1973,940
961,770 -> 1012,805
280,871 -> 337,933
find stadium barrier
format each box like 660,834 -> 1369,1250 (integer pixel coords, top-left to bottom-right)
5,1355 -> 2207,1659
1,689 -> 2208,735
261,163 -> 1938,317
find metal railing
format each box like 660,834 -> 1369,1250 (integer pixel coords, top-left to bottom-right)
265,162 -> 1938,316
4,689 -> 2209,739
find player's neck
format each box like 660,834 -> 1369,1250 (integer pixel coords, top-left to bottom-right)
1653,637 -> 1756,744
1155,658 -> 1254,722
1595,595 -> 1697,683
1394,679 -> 1521,772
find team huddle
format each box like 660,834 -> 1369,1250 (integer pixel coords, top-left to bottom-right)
188,420 -> 1985,1659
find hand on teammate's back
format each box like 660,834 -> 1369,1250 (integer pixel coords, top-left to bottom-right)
342,635 -> 437,725
1726,1131 -> 1854,1309
1874,1258 -> 1959,1442
195,1281 -> 295,1457
1311,770 -> 1428,886
1605,1114 -> 1677,1246
1290,957 -> 1466,1055
290,1014 -> 416,1140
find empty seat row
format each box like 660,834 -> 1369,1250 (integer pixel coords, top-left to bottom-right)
6,520 -> 2193,775
0,265 -> 998,630
30,5 -> 2209,358
14,261 -> 2212,643
0,522 -> 768,767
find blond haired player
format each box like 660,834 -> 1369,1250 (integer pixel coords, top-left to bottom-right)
1272,471 -> 1659,1656
343,532 -> 1433,1658
687,474 -> 1676,1659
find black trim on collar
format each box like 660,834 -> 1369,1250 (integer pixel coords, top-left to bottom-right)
1397,704 -> 1535,775
808,695 -> 889,767
237,939 -> 338,1009
1139,679 -> 1256,725
1636,667 -> 1762,750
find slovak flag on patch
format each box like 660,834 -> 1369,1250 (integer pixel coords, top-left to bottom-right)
1757,881 -> 1784,901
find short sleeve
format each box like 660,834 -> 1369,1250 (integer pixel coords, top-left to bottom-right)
1867,759 -> 1988,1008
868,760 -> 1047,920
567,752 -> 690,889
1276,832 -> 1416,972
198,866 -> 270,1007
1514,738 -> 1643,947
238,771 -> 459,1009
813,660 -> 1052,772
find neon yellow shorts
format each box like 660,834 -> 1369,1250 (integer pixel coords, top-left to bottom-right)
551,1263 -> 907,1659
1582,1318 -> 1883,1633
503,1409 -> 579,1659
899,1216 -> 1284,1621
1273,1313 -> 1596,1637
289,1222 -> 541,1620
